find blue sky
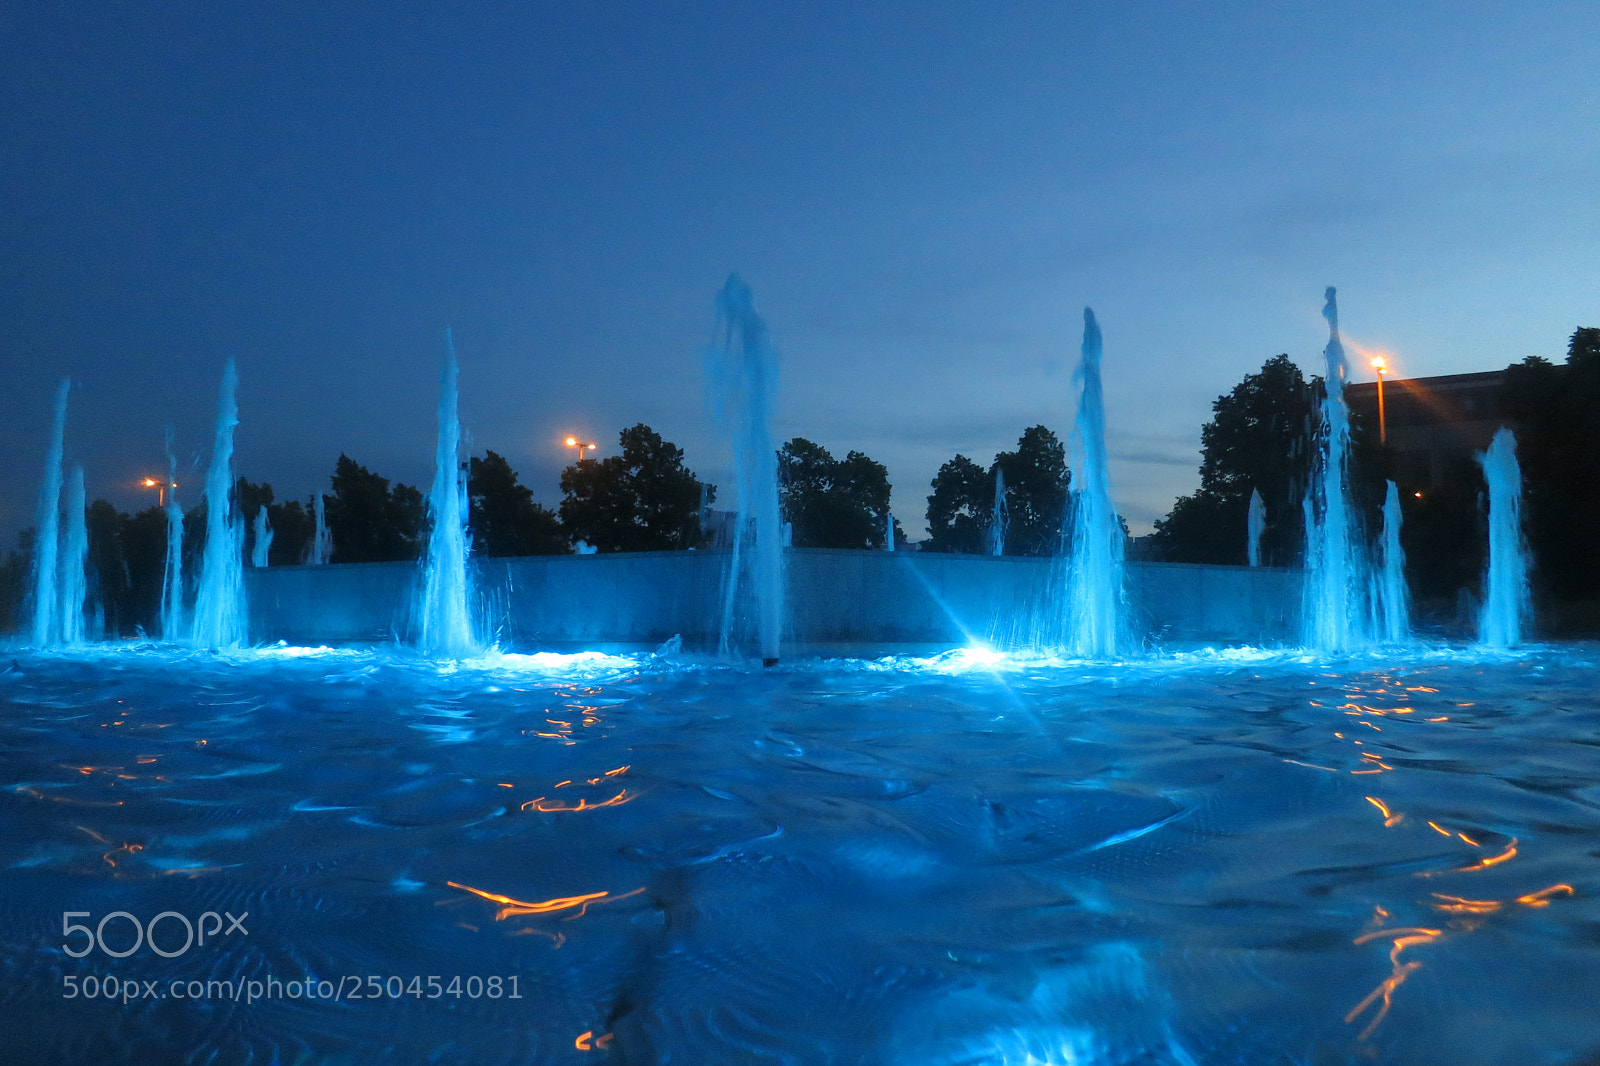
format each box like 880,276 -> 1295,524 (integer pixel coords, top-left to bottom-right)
3,1 -> 1597,541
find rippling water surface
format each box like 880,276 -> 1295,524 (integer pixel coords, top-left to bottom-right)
1,642 -> 1597,1065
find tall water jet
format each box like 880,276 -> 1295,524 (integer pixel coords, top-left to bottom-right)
1302,288 -> 1367,651
160,432 -> 184,640
311,494 -> 332,565
1247,487 -> 1265,567
990,467 -> 1008,556
250,509 -> 273,568
190,359 -> 246,648
1061,308 -> 1127,657
1374,480 -> 1410,643
706,275 -> 783,665
59,466 -> 89,644
1477,427 -> 1531,647
29,378 -> 69,646
884,511 -> 894,551
415,330 -> 477,657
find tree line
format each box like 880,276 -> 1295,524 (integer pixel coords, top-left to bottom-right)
3,420 -> 1066,636
17,325 -> 1588,638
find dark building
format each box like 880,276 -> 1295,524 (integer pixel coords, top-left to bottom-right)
1345,370 -> 1508,490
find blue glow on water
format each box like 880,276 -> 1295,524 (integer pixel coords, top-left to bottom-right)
3,638 -> 1594,1062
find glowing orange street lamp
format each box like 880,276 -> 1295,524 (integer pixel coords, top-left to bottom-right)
564,436 -> 598,465
140,476 -> 175,508
1370,355 -> 1388,444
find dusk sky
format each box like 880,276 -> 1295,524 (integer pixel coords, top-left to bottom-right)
3,2 -> 1597,544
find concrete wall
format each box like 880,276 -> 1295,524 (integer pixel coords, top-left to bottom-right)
246,549 -> 1303,654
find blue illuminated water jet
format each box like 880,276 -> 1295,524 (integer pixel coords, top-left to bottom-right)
415,330 -> 478,658
1247,487 -> 1265,567
1061,308 -> 1128,657
161,432 -> 185,641
707,275 -> 784,664
311,493 -> 332,565
60,466 -> 89,644
1477,427 -> 1531,647
251,509 -> 273,568
190,358 -> 246,649
29,378 -> 69,647
1374,480 -> 1410,643
990,467 -> 1008,557
1302,288 -> 1368,652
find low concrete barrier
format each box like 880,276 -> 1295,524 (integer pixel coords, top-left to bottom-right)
246,549 -> 1303,654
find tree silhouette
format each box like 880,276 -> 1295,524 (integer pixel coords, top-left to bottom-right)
559,425 -> 710,552
925,454 -> 991,554
1151,355 -> 1314,564
469,450 -> 566,555
993,426 -> 1069,556
778,438 -> 896,549
325,455 -> 424,562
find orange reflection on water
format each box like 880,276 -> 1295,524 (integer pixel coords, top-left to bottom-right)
1457,839 -> 1517,871
1429,892 -> 1500,915
1515,884 -> 1574,907
447,882 -> 645,923
1345,926 -> 1440,1040
102,842 -> 144,868
1363,796 -> 1403,828
521,789 -> 632,813
447,882 -> 608,921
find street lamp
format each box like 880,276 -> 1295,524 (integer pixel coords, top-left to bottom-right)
140,476 -> 175,508
1370,355 -> 1388,444
564,436 -> 598,465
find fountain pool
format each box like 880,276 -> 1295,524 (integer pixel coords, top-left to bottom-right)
2,642 -> 1597,1064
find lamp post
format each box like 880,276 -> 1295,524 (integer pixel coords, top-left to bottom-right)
564,436 -> 598,465
1370,356 -> 1387,445
141,476 -> 174,508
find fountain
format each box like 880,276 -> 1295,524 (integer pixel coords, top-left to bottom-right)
885,511 -> 894,551
1247,487 -> 1265,567
161,431 -> 185,640
250,509 -> 273,568
311,493 -> 332,565
29,379 -> 69,647
59,466 -> 89,644
706,274 -> 783,665
8,293 -> 1598,1065
989,467 -> 1008,556
1302,287 -> 1369,652
414,330 -> 478,658
1374,480 -> 1410,643
189,358 -> 246,648
1060,308 -> 1127,657
1477,427 -> 1531,647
